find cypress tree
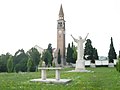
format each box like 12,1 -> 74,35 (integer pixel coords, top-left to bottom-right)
93,48 -> 99,60
71,43 -> 77,63
84,39 -> 93,60
119,50 -> 120,58
66,43 -> 71,64
72,42 -> 74,48
66,43 -> 73,64
57,49 -> 61,64
47,43 -> 53,66
42,50 -> 52,67
108,37 -> 117,63
84,39 -> 99,63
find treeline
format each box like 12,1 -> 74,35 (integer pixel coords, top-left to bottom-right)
0,48 -> 41,73
66,37 -> 117,64
0,43 -> 54,73
0,37 -> 118,72
66,42 -> 77,64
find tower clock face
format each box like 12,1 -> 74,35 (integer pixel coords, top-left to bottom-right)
58,30 -> 62,34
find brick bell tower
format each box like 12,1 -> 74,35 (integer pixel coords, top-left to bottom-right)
57,4 -> 66,66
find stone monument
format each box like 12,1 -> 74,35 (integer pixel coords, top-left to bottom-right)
71,33 -> 89,71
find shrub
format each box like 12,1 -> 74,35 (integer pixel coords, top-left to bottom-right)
116,58 -> 120,72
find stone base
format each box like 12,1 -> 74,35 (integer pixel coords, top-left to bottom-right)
108,63 -> 114,67
90,63 -> 96,68
75,59 -> 85,70
68,69 -> 91,72
30,78 -> 72,84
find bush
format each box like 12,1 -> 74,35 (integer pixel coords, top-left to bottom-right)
116,58 -> 120,72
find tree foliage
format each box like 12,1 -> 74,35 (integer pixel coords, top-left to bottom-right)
47,43 -> 53,66
66,43 -> 72,64
27,57 -> 32,72
57,49 -> 61,64
84,39 -> 94,60
72,47 -> 77,63
93,48 -> 99,60
119,50 -> 120,58
108,37 -> 117,63
27,48 -> 41,71
13,49 -> 28,72
116,58 -> 120,72
84,39 -> 99,63
7,56 -> 13,73
42,50 -> 52,67
66,42 -> 77,64
41,43 -> 53,67
0,47 -> 42,72
71,43 -> 77,63
0,53 -> 12,72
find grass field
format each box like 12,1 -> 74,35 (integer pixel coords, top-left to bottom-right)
0,67 -> 120,90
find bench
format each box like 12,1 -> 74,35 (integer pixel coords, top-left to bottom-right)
38,67 -> 62,80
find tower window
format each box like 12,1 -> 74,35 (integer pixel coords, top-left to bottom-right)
58,22 -> 62,27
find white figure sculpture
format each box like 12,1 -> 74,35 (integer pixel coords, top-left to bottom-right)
71,33 -> 89,71
71,33 -> 89,60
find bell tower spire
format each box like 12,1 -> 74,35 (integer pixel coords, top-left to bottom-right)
57,4 -> 66,66
59,4 -> 64,19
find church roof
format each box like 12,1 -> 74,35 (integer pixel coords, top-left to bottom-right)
59,4 -> 64,16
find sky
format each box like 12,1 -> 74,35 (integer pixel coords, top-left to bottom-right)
0,0 -> 120,56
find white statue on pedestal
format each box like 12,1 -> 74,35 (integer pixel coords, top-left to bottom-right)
71,33 -> 89,71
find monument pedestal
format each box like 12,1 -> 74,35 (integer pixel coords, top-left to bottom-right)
75,59 -> 85,71
90,63 -> 96,68
68,59 -> 91,72
108,63 -> 114,67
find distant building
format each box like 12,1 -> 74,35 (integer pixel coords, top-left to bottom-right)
99,56 -> 108,60
34,5 -> 66,66
34,45 -> 44,54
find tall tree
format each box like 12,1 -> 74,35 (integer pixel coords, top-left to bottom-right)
0,53 -> 12,72
91,48 -> 98,63
84,39 -> 93,60
13,49 -> 28,72
57,49 -> 61,64
7,56 -> 13,73
66,43 -> 72,64
47,43 -> 53,66
84,39 -> 99,63
72,46 -> 77,63
27,48 -> 41,71
93,48 -> 99,60
42,50 -> 52,67
27,57 -> 32,72
66,42 -> 77,64
119,50 -> 120,58
108,37 -> 117,63
72,42 -> 74,48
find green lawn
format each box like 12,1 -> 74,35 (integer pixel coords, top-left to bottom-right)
0,67 -> 120,90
